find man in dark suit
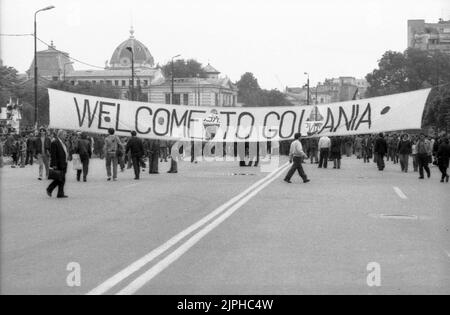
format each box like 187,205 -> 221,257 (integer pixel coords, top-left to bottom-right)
46,130 -> 69,198
374,132 -> 388,171
74,132 -> 92,182
126,131 -> 144,180
148,139 -> 160,174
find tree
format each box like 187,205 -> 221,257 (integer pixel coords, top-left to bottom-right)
0,65 -> 19,107
236,72 -> 292,107
366,48 -> 450,131
161,59 -> 207,78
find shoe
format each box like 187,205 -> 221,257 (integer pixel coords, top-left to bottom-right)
303,179 -> 310,183
446,175 -> 449,183
46,189 -> 52,197
57,195 -> 68,198
113,178 -> 117,181
427,173 -> 431,178
418,176 -> 424,179
284,179 -> 292,183
134,177 -> 139,180
441,179 -> 444,183
38,177 -> 42,180
107,177 -> 111,181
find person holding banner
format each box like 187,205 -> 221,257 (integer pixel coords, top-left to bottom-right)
284,133 -> 310,184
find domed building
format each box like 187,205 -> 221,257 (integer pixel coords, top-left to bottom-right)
64,27 -> 163,100
108,27 -> 154,69
55,27 -> 237,106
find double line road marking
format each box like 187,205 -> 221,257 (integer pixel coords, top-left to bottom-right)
87,162 -> 290,295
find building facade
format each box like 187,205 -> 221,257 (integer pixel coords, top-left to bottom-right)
408,19 -> 450,54
285,76 -> 368,106
27,28 -> 238,107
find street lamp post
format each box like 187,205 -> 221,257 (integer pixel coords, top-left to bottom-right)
34,5 -> 55,128
304,72 -> 310,105
171,54 -> 181,104
126,47 -> 135,101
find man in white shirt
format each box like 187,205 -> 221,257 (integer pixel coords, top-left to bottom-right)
284,133 -> 310,184
318,135 -> 331,168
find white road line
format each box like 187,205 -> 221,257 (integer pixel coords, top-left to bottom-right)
116,162 -> 290,295
445,251 -> 450,259
87,162 -> 289,295
393,186 -> 408,200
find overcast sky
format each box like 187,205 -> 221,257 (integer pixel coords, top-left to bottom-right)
1,0 -> 449,90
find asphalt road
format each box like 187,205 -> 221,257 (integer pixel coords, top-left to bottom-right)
1,155 -> 449,295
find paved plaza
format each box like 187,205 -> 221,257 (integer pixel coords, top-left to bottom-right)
1,156 -> 449,294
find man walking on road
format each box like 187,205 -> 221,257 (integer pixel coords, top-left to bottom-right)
437,136 -> 450,183
374,132 -> 388,171
46,130 -> 68,198
104,128 -> 122,181
126,131 -> 144,180
318,135 -> 331,168
284,133 -> 310,184
417,133 -> 431,179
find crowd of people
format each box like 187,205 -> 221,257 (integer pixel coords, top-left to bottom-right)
297,132 -> 450,182
0,128 -> 449,198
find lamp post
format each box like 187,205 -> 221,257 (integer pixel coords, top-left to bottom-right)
304,72 -> 310,105
34,5 -> 55,128
171,54 -> 181,104
126,46 -> 135,101
63,62 -> 73,82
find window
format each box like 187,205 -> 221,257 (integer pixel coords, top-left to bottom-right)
114,80 -> 119,86
70,81 -> 75,85
215,93 -> 219,106
165,93 -> 171,104
143,80 -> 148,86
92,80 -> 96,85
183,93 -> 189,105
137,80 -> 141,86
122,80 -> 126,87
173,93 -> 181,105
52,76 -> 58,81
106,80 -> 112,86
100,80 -> 104,85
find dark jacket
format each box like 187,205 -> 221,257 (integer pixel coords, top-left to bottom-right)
35,136 -> 51,155
126,137 -> 144,157
437,142 -> 450,167
397,139 -> 412,155
374,136 -> 388,155
330,137 -> 342,153
75,138 -> 92,159
50,138 -> 68,170
26,137 -> 36,152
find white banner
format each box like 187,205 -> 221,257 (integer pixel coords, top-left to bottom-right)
48,88 -> 431,142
